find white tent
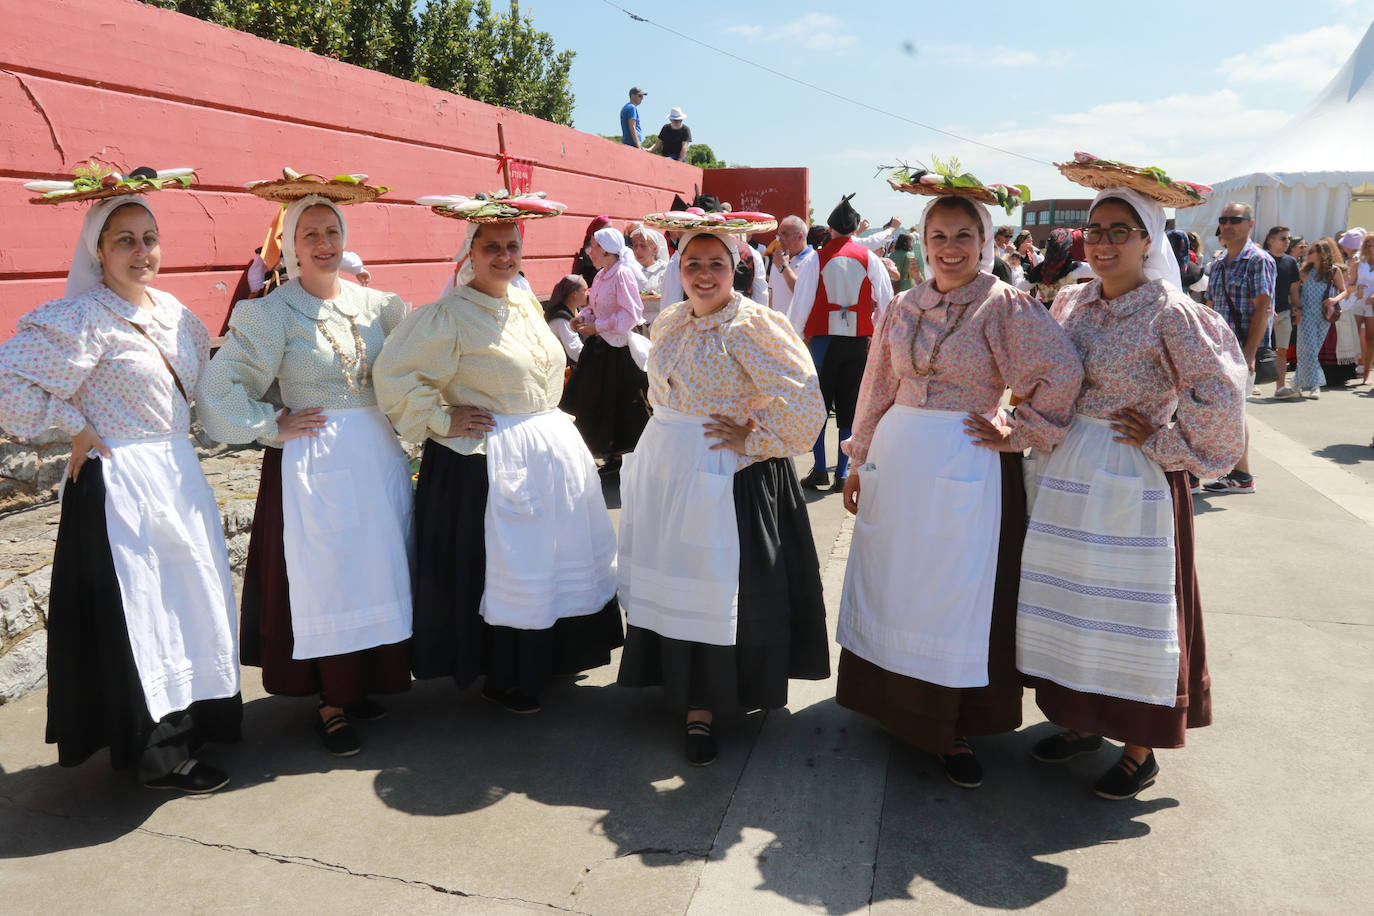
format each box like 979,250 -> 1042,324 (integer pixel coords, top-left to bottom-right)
1175,19 -> 1374,243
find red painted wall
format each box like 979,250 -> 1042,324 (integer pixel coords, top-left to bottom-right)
0,0 -> 701,337
701,168 -> 810,246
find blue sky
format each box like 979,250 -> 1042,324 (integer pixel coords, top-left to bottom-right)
523,0 -> 1374,226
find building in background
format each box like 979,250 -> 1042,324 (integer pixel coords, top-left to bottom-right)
1020,198 -> 1093,245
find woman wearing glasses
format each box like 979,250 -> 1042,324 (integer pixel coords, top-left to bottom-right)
1017,186 -> 1247,800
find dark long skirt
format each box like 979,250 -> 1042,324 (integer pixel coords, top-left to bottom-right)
45,458 -> 242,781
561,335 -> 651,457
816,335 -> 870,428
1026,470 -> 1210,749
617,457 -> 830,712
835,452 -> 1026,755
239,447 -> 411,706
409,440 -> 624,696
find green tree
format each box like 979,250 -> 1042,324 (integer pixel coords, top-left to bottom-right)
146,0 -> 575,125
686,144 -> 725,169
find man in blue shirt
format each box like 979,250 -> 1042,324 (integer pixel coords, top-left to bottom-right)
620,87 -> 646,147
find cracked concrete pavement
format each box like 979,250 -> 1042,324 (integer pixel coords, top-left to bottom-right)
2,392 -> 1372,913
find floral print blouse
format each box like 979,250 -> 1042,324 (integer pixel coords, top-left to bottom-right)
0,284 -> 208,440
648,294 -> 825,468
844,272 -> 1083,463
1051,278 -> 1247,477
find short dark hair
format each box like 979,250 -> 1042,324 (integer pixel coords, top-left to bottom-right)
995,225 -> 1014,238
1263,225 -> 1291,250
894,232 -> 915,252
1225,201 -> 1254,220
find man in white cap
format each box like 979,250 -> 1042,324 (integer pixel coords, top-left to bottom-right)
650,107 -> 692,162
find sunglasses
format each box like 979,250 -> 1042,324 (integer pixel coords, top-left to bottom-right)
1217,216 -> 1251,226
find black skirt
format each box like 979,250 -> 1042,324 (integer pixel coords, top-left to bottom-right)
561,335 -> 651,457
45,458 -> 242,778
410,439 -> 625,695
617,457 -> 830,712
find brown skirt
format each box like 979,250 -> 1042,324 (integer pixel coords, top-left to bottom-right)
835,452 -> 1026,754
239,447 -> 412,706
1026,470 -> 1210,749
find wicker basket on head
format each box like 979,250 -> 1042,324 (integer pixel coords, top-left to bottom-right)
886,178 -> 999,206
643,213 -> 777,235
1056,161 -> 1208,209
27,166 -> 198,205
247,175 -> 384,205
429,207 -> 561,223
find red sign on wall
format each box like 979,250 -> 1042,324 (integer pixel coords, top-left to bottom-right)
508,158 -> 535,194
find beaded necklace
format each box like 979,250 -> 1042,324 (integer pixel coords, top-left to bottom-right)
315,314 -> 370,392
910,299 -> 970,377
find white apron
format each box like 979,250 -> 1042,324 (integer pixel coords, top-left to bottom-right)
1018,415 -> 1179,706
97,436 -> 240,722
837,406 -> 1001,688
480,408 -> 618,629
618,407 -> 741,646
280,405 -> 413,659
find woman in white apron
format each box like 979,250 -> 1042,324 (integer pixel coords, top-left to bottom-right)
837,191 -> 1083,790
0,186 -> 240,794
373,213 -> 620,715
616,228 -> 829,767
197,186 -> 413,758
630,225 -> 669,326
1018,183 -> 1247,799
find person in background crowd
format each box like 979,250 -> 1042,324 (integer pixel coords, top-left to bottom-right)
1262,226 -> 1301,399
1292,237 -> 1348,399
994,225 -> 1015,259
1202,202 -> 1274,495
620,86 -> 646,148
572,215 -> 612,286
1288,235 -> 1308,263
649,108 -> 691,162
768,215 -> 815,315
807,224 -> 831,251
1005,251 -> 1028,290
1014,230 -> 1039,267
545,274 -> 588,365
630,225 -> 670,325
1026,228 -> 1081,304
788,195 -> 895,492
887,231 -> 919,293
853,217 -> 902,252
1343,229 -> 1372,383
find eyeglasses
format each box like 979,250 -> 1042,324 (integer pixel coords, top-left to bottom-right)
1217,216 -> 1251,226
1081,225 -> 1149,245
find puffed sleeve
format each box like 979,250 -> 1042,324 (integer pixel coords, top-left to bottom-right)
841,293 -> 904,464
195,297 -> 287,444
595,266 -> 645,336
372,299 -> 462,443
1142,297 -> 1247,476
984,285 -> 1084,452
379,292 -> 408,335
0,298 -> 100,438
724,302 -> 825,459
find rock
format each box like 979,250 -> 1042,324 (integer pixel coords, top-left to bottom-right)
29,427 -> 71,447
0,583 -> 38,638
23,566 -> 52,604
0,630 -> 48,703
0,443 -> 39,482
36,457 -> 69,489
225,531 -> 250,569
221,498 -> 257,536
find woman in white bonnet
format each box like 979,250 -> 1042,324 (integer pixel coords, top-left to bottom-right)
0,192 -> 241,793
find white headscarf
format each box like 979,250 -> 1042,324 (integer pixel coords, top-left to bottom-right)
629,225 -> 669,265
676,230 -> 741,272
64,196 -> 157,298
592,226 -> 647,286
1087,186 -> 1181,289
280,194 -> 347,281
450,220 -> 528,290
919,196 -> 996,279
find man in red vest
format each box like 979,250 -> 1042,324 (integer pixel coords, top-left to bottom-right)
788,194 -> 895,491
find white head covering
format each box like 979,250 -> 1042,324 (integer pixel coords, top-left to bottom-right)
919,196 -> 995,279
677,230 -> 741,271
1086,186 -> 1181,289
592,226 -> 647,286
629,225 -> 669,265
280,194 -> 347,281
65,196 -> 157,298
452,220 -> 525,288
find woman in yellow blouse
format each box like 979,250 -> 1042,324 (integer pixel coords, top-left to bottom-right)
373,218 -> 621,714
616,230 -> 829,766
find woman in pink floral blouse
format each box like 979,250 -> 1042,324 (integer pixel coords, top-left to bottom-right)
1017,187 -> 1247,800
836,193 -> 1083,790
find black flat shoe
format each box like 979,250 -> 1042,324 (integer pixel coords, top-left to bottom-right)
799,468 -> 829,489
938,737 -> 983,789
343,697 -> 387,721
145,759 -> 229,794
685,720 -> 717,766
316,711 -> 361,757
1030,731 -> 1104,763
1093,751 -> 1158,800
829,474 -> 847,492
482,684 -> 541,714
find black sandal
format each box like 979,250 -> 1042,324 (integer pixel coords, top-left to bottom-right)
1093,751 -> 1158,800
685,720 -> 717,767
315,708 -> 361,757
938,736 -> 984,789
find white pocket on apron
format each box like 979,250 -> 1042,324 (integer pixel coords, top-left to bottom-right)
921,476 -> 982,540
682,471 -> 734,546
855,466 -> 880,526
493,467 -> 543,518
1085,469 -> 1143,536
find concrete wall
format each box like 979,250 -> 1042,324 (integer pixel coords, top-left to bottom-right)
0,0 -> 702,337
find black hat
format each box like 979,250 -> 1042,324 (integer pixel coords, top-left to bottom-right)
670,193 -> 691,212
693,193 -> 724,213
827,194 -> 861,235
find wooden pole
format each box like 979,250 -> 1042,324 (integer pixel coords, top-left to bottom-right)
497,122 -> 513,193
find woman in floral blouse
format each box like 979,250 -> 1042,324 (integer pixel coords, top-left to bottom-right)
616,230 -> 828,767
1017,186 -> 1246,800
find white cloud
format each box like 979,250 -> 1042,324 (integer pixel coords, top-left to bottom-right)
1217,25 -> 1361,91
923,43 -> 1071,69
726,13 -> 855,52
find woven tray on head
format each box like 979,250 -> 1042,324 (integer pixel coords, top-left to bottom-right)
31,181 -> 176,205
643,214 -> 777,235
1056,162 -> 1206,209
248,177 -> 383,205
429,207 -> 561,223
886,178 -> 998,206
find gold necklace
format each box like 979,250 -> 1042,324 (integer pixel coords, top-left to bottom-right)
316,315 -> 369,392
910,299 -> 970,377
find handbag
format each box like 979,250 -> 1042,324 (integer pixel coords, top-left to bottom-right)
1321,280 -> 1340,322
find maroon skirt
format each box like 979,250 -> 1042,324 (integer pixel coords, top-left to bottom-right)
239,447 -> 411,706
835,452 -> 1026,754
1026,470 -> 1211,749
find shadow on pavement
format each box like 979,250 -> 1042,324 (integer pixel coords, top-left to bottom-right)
1313,442 -> 1374,465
